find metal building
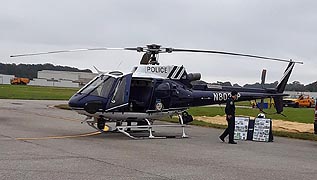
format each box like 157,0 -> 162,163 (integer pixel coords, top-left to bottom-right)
0,74 -> 15,84
28,70 -> 97,88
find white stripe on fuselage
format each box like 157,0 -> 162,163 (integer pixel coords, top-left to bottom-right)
75,110 -> 185,121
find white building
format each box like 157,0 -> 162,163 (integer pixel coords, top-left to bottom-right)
28,70 -> 97,88
0,74 -> 15,84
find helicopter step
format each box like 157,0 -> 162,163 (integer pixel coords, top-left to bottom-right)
84,115 -> 189,139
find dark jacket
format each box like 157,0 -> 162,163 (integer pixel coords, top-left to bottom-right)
225,97 -> 235,116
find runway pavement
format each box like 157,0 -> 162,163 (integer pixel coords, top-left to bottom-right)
0,99 -> 317,180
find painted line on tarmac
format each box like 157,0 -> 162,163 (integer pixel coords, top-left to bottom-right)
15,131 -> 101,140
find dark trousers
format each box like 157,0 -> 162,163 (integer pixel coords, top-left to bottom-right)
220,116 -> 235,142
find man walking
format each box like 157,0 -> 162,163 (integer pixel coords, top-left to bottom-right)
219,90 -> 238,144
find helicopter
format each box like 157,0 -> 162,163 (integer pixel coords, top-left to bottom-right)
11,44 -> 303,139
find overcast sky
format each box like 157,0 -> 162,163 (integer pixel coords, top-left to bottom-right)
1,0 -> 316,85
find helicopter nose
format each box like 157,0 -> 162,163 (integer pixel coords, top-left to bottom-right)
68,93 -> 86,108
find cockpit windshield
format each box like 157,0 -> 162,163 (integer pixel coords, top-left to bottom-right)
78,75 -> 116,98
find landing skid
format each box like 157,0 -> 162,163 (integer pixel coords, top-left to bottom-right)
83,115 -> 189,139
116,124 -> 188,139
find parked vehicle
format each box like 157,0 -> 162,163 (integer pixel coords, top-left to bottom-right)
283,94 -> 315,108
10,77 -> 30,85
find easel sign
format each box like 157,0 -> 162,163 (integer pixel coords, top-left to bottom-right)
253,118 -> 272,142
234,116 -> 250,140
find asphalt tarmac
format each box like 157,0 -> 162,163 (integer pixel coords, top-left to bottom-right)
0,99 -> 317,180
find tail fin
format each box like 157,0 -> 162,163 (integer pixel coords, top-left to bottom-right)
276,62 -> 295,93
274,62 -> 295,113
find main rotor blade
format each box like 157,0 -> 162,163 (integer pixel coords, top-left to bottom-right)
10,47 -> 138,57
172,48 -> 303,64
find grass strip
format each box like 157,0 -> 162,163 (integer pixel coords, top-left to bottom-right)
0,84 -> 78,100
188,106 -> 314,124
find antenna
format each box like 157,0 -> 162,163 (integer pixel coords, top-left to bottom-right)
116,60 -> 123,69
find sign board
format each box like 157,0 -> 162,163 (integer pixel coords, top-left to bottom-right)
234,116 -> 250,140
253,118 -> 272,142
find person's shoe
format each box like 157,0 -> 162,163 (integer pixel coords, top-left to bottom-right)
219,136 -> 225,142
228,141 -> 237,144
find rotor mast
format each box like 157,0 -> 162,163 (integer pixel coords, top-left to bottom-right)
138,44 -> 164,65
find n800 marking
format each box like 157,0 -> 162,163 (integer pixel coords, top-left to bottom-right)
213,92 -> 240,102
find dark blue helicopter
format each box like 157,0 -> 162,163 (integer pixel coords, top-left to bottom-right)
11,44 -> 303,139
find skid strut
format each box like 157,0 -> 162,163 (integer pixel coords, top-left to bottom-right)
178,114 -> 189,138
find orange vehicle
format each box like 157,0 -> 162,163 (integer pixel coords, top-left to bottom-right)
283,94 -> 315,108
10,77 -> 30,85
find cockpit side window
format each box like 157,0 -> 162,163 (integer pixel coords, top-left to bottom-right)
79,75 -> 117,98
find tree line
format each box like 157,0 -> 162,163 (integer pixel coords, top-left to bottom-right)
1,63 -> 316,92
242,81 -> 317,92
193,80 -> 317,92
0,63 -> 92,79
